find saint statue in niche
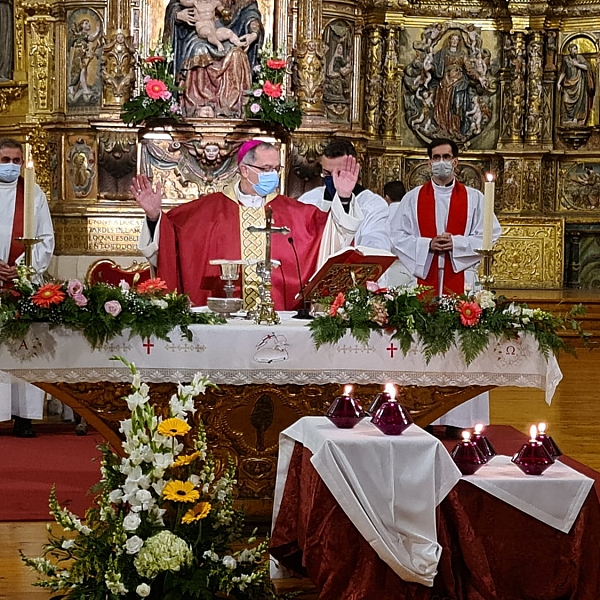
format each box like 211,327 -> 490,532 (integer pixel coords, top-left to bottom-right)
67,13 -> 102,106
164,0 -> 264,118
404,23 -> 498,145
0,0 -> 14,81
558,42 -> 596,127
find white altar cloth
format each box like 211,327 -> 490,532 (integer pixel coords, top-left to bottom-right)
463,455 -> 594,533
0,314 -> 561,401
272,417 -> 462,587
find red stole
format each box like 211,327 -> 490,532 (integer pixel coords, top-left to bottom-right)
416,180 -> 468,294
8,177 -> 25,266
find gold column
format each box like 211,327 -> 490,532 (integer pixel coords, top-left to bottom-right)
380,26 -> 400,140
525,31 -> 544,146
25,5 -> 56,118
294,0 -> 325,118
541,30 -> 558,150
363,25 -> 384,136
499,31 -> 527,146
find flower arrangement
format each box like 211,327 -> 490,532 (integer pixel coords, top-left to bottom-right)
121,40 -> 181,126
310,282 -> 588,365
245,42 -> 302,132
22,357 -> 281,600
0,270 -> 223,349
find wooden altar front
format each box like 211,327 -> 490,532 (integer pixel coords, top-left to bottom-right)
0,318 -> 561,519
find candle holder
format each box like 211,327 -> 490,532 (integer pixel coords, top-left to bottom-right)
326,389 -> 364,429
14,237 -> 41,278
372,400 -> 413,435
475,248 -> 499,291
368,390 -> 392,418
472,426 -> 497,462
512,440 -> 554,475
535,424 -> 562,459
450,433 -> 487,475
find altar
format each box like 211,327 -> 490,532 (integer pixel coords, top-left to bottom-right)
0,313 -> 562,519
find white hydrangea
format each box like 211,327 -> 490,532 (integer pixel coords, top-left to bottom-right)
134,531 -> 193,579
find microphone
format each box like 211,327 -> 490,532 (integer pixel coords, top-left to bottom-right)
288,236 -> 313,320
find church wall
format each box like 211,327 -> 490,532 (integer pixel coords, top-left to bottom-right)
2,0 -> 600,288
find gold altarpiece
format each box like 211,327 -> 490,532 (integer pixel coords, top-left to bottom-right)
2,0 -> 600,517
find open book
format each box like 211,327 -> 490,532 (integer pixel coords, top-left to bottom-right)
299,246 -> 397,301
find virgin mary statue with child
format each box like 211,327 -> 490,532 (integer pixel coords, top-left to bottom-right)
163,0 -> 264,118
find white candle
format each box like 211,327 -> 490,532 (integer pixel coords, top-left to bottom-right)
482,174 -> 495,251
23,145 -> 35,239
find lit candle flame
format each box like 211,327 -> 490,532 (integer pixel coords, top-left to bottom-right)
343,384 -> 353,396
462,430 -> 471,442
486,173 -> 494,182
529,424 -> 538,442
538,422 -> 546,434
384,382 -> 397,401
474,423 -> 484,435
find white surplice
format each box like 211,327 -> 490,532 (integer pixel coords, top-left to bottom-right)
0,179 -> 55,422
388,180 -> 502,427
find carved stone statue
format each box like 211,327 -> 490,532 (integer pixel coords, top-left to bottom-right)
0,0 -> 13,81
67,14 -> 102,106
558,43 -> 595,126
164,0 -> 264,118
102,30 -> 136,104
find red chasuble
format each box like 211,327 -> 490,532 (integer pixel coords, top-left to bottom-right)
416,180 -> 468,294
156,192 -> 328,310
8,177 -> 25,266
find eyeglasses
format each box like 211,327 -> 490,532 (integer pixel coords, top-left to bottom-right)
246,164 -> 281,173
430,153 -> 455,162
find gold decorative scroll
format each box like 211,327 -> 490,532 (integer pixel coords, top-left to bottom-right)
25,10 -> 56,115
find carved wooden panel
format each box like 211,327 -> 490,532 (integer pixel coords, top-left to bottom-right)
491,218 -> 564,288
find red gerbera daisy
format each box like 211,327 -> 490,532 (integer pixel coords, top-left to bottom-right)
31,283 -> 66,308
457,301 -> 482,327
136,278 -> 169,294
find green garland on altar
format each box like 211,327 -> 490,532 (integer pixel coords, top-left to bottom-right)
0,271 -> 224,349
308,284 -> 589,365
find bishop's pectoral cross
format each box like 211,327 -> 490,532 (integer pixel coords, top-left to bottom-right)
247,206 -> 290,325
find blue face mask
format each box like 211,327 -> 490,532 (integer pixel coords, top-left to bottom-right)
0,163 -> 21,183
323,175 -> 336,198
252,171 -> 280,197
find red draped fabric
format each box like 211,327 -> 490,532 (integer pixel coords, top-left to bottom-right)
416,180 -> 468,294
156,192 -> 327,310
270,426 -> 600,600
8,177 -> 25,266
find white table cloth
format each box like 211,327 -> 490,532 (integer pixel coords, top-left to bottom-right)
272,417 -> 462,587
0,314 -> 562,403
463,455 -> 594,533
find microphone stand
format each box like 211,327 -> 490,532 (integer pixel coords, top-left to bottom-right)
288,237 -> 313,320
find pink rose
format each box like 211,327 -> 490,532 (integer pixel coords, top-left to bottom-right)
67,279 -> 84,297
253,88 -> 263,97
104,300 -> 122,317
72,293 -> 88,307
250,103 -> 261,114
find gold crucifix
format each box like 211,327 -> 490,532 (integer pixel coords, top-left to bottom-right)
247,206 -> 290,324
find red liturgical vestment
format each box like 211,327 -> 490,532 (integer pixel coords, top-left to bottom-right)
156,192 -> 327,310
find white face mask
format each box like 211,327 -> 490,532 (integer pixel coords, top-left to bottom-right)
431,160 -> 454,180
0,163 -> 21,183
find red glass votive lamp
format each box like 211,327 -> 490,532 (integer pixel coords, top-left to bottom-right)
372,401 -> 413,436
368,383 -> 397,419
512,425 -> 554,475
451,431 -> 486,475
535,422 -> 562,459
472,423 -> 497,462
326,385 -> 364,429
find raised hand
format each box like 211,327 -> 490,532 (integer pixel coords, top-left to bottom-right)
332,155 -> 360,199
131,175 -> 162,221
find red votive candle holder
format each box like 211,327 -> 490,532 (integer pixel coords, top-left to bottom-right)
368,391 -> 391,418
326,385 -> 364,429
472,423 -> 497,462
451,431 -> 486,475
372,400 -> 413,435
535,422 -> 562,459
512,425 -> 554,475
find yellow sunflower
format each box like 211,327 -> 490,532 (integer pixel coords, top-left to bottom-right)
157,418 -> 191,437
162,480 -> 200,503
172,451 -> 202,467
182,501 -> 211,524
